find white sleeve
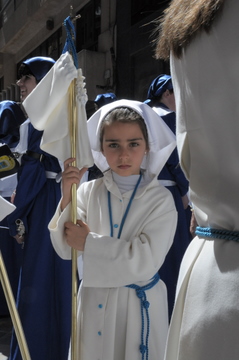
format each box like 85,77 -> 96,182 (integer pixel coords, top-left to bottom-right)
48,200 -> 83,260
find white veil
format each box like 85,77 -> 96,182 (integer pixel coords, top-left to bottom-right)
87,99 -> 176,176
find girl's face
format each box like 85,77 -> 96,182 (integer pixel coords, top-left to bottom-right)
16,75 -> 37,101
102,121 -> 147,176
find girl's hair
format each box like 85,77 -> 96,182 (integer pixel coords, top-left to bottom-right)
17,64 -> 35,80
99,107 -> 149,151
155,0 -> 225,60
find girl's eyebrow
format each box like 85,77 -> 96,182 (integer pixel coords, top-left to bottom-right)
104,137 -> 143,142
104,139 -> 119,142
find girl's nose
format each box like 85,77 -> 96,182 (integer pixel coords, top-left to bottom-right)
119,148 -> 129,159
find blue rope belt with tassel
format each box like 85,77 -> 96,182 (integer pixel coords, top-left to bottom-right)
126,272 -> 160,360
195,226 -> 239,242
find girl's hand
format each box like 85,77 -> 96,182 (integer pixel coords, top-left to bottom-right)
64,219 -> 90,251
61,158 -> 87,211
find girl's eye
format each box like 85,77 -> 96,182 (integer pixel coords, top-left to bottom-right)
130,142 -> 139,147
109,143 -> 118,148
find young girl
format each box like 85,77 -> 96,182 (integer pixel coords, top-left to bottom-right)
49,99 -> 177,360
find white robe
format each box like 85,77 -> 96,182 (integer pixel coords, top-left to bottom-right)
165,0 -> 239,359
49,170 -> 177,360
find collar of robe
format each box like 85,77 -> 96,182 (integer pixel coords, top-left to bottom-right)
108,173 -> 142,238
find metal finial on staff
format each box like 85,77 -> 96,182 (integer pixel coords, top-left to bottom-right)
0,251 -> 31,360
69,5 -> 81,23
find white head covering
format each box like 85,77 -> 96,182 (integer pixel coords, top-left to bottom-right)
87,99 -> 176,176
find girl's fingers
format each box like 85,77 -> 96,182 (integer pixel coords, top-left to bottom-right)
63,161 -> 80,179
79,167 -> 88,177
64,157 -> 76,170
65,221 -> 73,229
63,160 -> 87,179
76,219 -> 83,227
76,219 -> 87,225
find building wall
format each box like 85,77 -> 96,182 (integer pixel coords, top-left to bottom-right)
116,0 -> 170,101
0,0 -> 169,106
0,0 -> 116,104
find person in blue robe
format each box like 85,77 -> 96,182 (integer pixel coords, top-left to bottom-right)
7,57 -> 72,360
0,101 -> 26,316
145,74 -> 192,320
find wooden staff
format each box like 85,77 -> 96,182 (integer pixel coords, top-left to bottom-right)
69,78 -> 78,360
0,251 -> 31,360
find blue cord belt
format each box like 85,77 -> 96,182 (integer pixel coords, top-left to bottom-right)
126,272 -> 160,360
195,226 -> 239,242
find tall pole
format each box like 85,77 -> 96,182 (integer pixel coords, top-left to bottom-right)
69,78 -> 78,360
0,251 -> 31,360
64,9 -> 81,360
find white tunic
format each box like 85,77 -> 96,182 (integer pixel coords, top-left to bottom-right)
165,0 -> 239,359
49,170 -> 177,360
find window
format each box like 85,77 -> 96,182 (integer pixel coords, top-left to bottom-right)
0,0 -> 23,28
75,0 -> 101,52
